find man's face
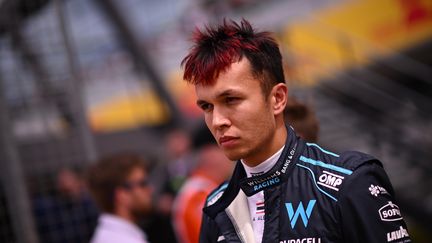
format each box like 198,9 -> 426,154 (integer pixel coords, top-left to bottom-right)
195,59 -> 281,165
123,167 -> 152,217
57,169 -> 82,197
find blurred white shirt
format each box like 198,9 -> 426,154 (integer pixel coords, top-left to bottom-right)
90,213 -> 149,243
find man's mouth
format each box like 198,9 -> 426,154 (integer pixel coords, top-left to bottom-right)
219,136 -> 238,147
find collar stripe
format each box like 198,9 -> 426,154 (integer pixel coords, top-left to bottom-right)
306,143 -> 340,157
299,156 -> 353,175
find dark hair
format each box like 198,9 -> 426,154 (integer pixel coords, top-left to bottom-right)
284,98 -> 319,143
181,19 -> 285,96
86,153 -> 147,213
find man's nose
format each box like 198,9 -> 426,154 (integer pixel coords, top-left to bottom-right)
212,107 -> 230,129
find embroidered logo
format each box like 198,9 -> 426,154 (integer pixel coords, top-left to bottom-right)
285,200 -> 316,228
379,201 -> 403,222
369,184 -> 388,197
317,170 -> 344,191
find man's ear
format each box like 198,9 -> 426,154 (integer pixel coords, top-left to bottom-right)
272,83 -> 288,115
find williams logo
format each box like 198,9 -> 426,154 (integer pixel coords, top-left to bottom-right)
379,201 -> 403,221
253,177 -> 281,192
318,170 -> 344,191
285,200 -> 316,228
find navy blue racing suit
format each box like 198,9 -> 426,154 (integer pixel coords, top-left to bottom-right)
199,127 -> 411,243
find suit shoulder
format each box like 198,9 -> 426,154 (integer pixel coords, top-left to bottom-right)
300,143 -> 380,174
296,143 -> 382,201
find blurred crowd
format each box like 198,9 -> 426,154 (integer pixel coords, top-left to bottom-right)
30,97 -> 317,243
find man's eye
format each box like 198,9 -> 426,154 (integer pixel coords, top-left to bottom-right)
225,97 -> 239,104
200,103 -> 213,112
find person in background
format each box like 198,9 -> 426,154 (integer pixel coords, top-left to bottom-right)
32,166 -> 98,243
284,97 -> 319,143
146,128 -> 195,243
86,153 -> 152,243
180,19 -> 411,243
172,124 -> 234,243
158,128 -> 195,213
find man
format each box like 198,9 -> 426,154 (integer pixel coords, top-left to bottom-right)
86,153 -> 152,243
157,128 -> 194,214
148,128 -> 194,243
173,124 -> 234,243
33,167 -> 98,243
181,19 -> 411,243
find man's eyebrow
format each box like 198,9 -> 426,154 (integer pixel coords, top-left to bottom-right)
216,89 -> 241,98
196,89 -> 242,106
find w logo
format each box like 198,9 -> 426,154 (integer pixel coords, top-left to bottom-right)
285,200 -> 316,228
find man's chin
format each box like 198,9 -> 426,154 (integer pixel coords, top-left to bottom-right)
132,207 -> 152,218
223,151 -> 242,162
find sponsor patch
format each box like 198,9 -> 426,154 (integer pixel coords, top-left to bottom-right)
253,176 -> 281,192
317,170 -> 344,191
369,184 -> 389,197
387,226 -> 409,242
280,238 -> 322,243
379,201 -> 403,222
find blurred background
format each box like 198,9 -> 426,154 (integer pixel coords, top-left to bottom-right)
0,0 -> 431,242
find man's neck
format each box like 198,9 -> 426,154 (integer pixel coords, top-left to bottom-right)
115,207 -> 136,224
242,124 -> 287,167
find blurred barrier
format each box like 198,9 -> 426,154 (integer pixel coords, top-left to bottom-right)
0,71 -> 39,243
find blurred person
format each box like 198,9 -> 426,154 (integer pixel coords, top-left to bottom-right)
145,128 -> 195,243
181,19 -> 411,243
86,153 -> 152,243
32,166 -> 98,243
57,167 -> 90,199
172,124 -> 234,243
284,97 -> 319,143
154,128 -> 195,213
163,128 -> 194,198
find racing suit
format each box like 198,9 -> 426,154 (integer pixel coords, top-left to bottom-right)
199,127 -> 411,243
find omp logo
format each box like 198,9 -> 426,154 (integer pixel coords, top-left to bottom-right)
285,200 -> 316,229
379,201 -> 403,221
387,226 -> 409,242
317,170 -> 344,191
